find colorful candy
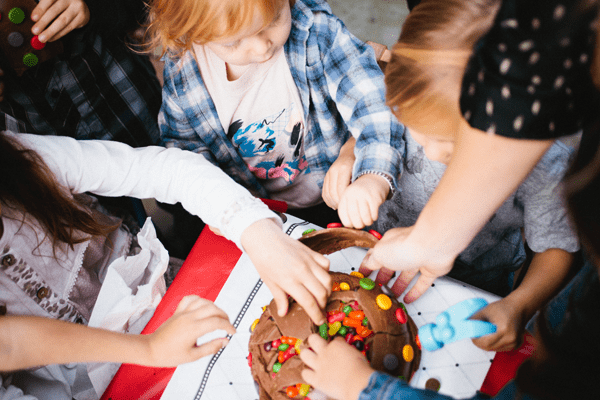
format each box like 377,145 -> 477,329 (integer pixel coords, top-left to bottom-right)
298,383 -> 310,396
350,271 -> 364,278
368,229 -> 382,239
339,282 -> 350,291
319,323 -> 329,339
251,318 -> 260,332
286,386 -> 299,397
328,311 -> 345,324
359,277 -> 375,290
327,222 -> 343,228
395,307 -> 407,324
328,321 -> 342,336
343,305 -> 353,315
302,228 -> 316,235
273,362 -> 282,373
402,344 -> 414,362
376,294 -> 392,310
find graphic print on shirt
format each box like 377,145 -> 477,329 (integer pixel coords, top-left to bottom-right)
228,104 -> 309,184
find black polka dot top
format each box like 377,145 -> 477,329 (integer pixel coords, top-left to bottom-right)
460,0 -> 600,139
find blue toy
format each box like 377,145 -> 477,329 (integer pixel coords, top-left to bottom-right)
418,298 -> 497,351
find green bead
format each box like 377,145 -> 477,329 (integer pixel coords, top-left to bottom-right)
9,8 -> 26,24
23,53 -> 39,67
362,317 -> 369,326
343,305 -> 353,315
278,343 -> 289,351
319,323 -> 328,339
302,228 -> 316,235
273,362 -> 282,373
338,326 -> 347,336
359,277 -> 375,290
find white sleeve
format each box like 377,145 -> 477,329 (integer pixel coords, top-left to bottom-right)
6,132 -> 280,249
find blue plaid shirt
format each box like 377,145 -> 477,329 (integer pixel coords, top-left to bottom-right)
159,0 -> 405,198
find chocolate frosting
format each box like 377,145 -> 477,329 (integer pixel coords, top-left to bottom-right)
249,228 -> 421,400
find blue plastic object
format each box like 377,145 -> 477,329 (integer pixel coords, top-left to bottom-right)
418,298 -> 497,351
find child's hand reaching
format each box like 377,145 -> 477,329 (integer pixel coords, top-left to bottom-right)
337,173 -> 390,229
31,0 -> 90,43
145,295 -> 236,367
323,137 -> 356,210
241,219 -> 331,325
470,296 -> 528,352
300,334 -> 374,400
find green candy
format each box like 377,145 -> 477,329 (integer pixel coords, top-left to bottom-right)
273,362 -> 282,373
359,277 -> 375,290
302,228 -> 316,235
278,343 -> 289,351
338,326 -> 347,336
319,323 -> 328,339
9,8 -> 26,24
362,317 -> 369,326
343,305 -> 353,315
23,53 -> 38,67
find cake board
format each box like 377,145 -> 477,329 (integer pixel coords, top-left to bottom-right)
160,215 -> 499,400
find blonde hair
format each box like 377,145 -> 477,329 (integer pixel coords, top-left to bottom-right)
384,0 -> 501,131
145,0 -> 290,59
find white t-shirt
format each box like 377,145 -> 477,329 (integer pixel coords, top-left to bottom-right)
194,45 -> 322,209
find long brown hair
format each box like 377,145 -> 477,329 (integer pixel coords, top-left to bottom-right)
0,133 -> 116,250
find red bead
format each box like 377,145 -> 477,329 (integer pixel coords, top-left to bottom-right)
327,222 -> 342,228
31,35 -> 45,50
368,229 -> 382,239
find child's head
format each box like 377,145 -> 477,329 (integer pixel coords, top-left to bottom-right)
147,0 -> 294,61
0,132 -> 116,251
384,0 -> 501,162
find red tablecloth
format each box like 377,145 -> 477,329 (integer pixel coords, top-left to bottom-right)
101,217 -> 532,400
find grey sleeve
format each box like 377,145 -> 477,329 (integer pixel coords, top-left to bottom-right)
519,141 -> 580,253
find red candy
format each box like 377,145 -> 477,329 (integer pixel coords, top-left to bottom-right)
272,339 -> 282,348
368,229 -> 382,239
328,311 -> 345,324
327,222 -> 343,228
247,353 -> 252,367
345,333 -> 354,344
30,35 -> 45,50
395,307 -> 407,324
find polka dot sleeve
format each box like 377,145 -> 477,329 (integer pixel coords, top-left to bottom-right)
460,0 -> 600,140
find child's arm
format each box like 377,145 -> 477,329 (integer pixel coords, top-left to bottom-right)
361,125 -> 554,303
0,295 -> 235,371
323,137 -> 356,210
472,248 -> 574,352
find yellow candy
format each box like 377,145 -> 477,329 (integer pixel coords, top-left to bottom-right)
328,321 -> 342,336
251,318 -> 260,332
350,271 -> 364,278
294,339 -> 303,354
339,282 -> 350,291
262,305 -> 267,312
298,384 -> 310,396
402,344 -> 414,362
376,294 -> 392,310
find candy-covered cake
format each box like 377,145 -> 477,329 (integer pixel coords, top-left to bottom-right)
248,228 -> 421,400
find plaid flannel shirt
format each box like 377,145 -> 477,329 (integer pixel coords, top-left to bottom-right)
159,0 -> 405,198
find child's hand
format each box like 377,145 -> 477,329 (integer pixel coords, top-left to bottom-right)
323,137 -> 356,210
337,174 -> 389,229
31,0 -> 90,43
360,226 -> 452,303
300,334 -> 374,400
471,297 -> 528,352
241,219 -> 331,325
145,295 -> 236,367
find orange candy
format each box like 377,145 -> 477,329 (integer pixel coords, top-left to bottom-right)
286,386 -> 299,397
332,282 -> 341,292
348,310 -> 365,320
343,317 -> 361,328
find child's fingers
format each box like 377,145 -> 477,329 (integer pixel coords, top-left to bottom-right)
190,337 -> 230,360
403,274 -> 436,303
300,368 -> 318,386
270,285 -> 290,318
306,333 -> 327,353
291,286 -> 325,325
31,0 -> 55,22
358,263 -> 374,277
390,270 -> 418,297
302,270 -> 330,310
374,267 -> 395,286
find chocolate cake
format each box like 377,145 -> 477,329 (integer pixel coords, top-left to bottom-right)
248,227 -> 421,400
0,0 -> 63,76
